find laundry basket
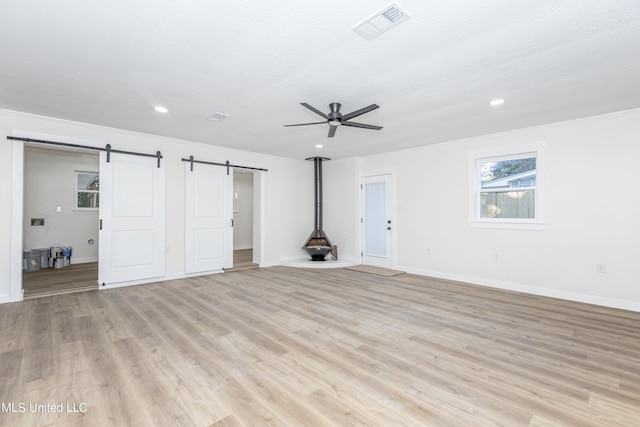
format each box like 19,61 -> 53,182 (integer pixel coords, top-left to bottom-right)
22,250 -> 41,272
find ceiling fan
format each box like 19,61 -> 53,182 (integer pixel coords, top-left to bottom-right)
284,102 -> 382,137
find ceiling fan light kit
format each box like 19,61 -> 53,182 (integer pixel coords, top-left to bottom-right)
285,102 -> 382,138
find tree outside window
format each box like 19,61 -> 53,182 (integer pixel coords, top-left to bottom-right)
76,171 -> 99,210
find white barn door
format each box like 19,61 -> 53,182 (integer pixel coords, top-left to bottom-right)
184,162 -> 233,273
99,152 -> 166,286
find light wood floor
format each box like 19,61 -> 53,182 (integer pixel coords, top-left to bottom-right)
2,267 -> 640,426
226,249 -> 259,272
22,262 -> 98,299
22,250 -> 257,299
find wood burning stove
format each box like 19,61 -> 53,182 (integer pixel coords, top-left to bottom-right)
302,157 -> 333,261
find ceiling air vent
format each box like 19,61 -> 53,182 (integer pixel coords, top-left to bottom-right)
353,3 -> 411,40
207,112 -> 229,122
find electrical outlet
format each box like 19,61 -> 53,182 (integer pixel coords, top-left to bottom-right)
492,254 -> 499,262
596,264 -> 606,273
56,206 -> 62,213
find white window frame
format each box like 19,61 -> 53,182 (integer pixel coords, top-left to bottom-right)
468,143 -> 546,230
75,170 -> 100,211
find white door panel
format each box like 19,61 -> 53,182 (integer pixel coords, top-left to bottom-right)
113,162 -> 154,217
185,163 -> 233,273
99,152 -> 166,286
195,229 -> 225,259
111,230 -> 154,267
362,174 -> 392,268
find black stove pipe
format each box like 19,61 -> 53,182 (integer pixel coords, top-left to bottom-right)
305,156 -> 331,239
313,157 -> 324,232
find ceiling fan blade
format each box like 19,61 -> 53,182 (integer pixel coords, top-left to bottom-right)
301,103 -> 329,119
328,125 -> 337,138
284,121 -> 327,127
342,121 -> 383,130
341,104 -> 380,121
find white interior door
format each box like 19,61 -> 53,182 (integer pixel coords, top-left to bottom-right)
362,174 -> 392,268
185,162 -> 233,273
99,152 -> 165,286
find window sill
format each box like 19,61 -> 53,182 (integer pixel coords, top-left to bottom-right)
469,221 -> 546,231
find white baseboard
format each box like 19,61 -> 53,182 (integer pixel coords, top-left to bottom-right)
260,260 -> 280,268
399,266 -> 640,313
233,245 -> 253,250
71,257 -> 98,264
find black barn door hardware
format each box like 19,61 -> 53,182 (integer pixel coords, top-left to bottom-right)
7,136 -> 163,167
182,156 -> 268,174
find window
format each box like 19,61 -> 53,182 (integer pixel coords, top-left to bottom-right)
469,145 -> 545,230
75,171 -> 99,210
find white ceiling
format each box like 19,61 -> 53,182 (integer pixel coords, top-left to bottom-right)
1,1 -> 639,160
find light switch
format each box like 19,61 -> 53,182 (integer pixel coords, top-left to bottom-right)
56,206 -> 62,213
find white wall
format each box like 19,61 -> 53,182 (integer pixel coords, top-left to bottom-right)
348,109 -> 640,311
0,110 -> 312,303
23,147 -> 99,262
233,171 -> 254,250
323,157 -> 361,262
4,108 -> 639,311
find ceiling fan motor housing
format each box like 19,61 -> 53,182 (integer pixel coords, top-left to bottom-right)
328,103 -> 342,122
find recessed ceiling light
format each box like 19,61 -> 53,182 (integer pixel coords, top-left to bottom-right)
315,144 -> 324,148
154,106 -> 168,113
490,99 -> 505,106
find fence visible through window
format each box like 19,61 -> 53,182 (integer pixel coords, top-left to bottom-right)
479,156 -> 536,219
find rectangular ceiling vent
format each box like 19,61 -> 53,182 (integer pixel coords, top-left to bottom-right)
207,112 -> 229,122
353,3 -> 411,40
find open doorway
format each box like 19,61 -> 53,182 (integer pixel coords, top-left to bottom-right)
21,146 -> 99,298
231,169 -> 259,271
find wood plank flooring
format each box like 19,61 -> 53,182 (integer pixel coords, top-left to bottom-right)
22,250 -> 257,299
22,262 -> 98,299
226,249 -> 259,272
2,267 -> 640,426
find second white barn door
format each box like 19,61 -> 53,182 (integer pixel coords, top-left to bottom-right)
185,162 -> 233,273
